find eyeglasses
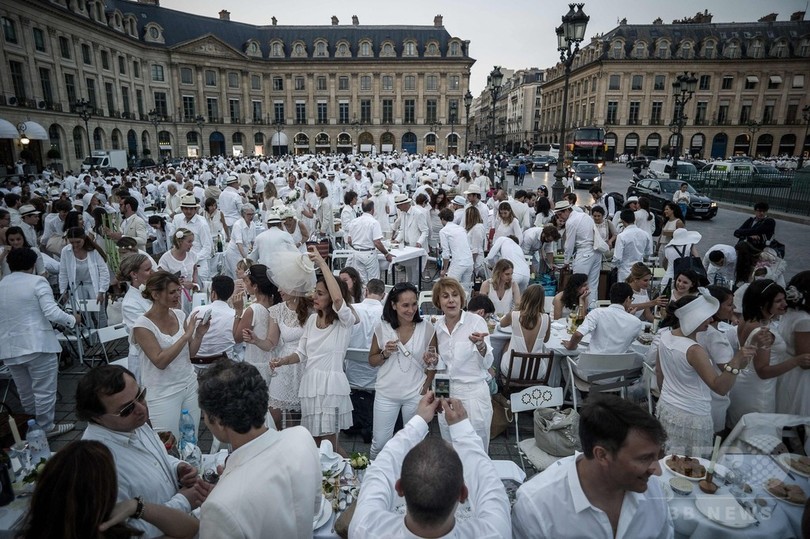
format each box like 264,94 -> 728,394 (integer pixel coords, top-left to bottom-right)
106,386 -> 147,417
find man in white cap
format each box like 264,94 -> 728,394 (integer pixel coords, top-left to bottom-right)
347,200 -> 393,284
461,185 -> 489,229
555,200 -> 601,303
219,175 -> 243,233
19,204 -> 41,248
391,194 -> 429,284
170,194 -> 214,282
612,196 -> 639,232
249,210 -> 298,267
450,195 -> 466,225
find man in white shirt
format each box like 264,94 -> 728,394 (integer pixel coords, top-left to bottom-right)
438,208 -> 474,295
512,394 -> 673,539
511,190 -> 533,230
461,185 -> 489,229
189,275 -> 235,372
347,200 -> 393,284
40,199 -> 71,253
391,194 -> 429,284
522,225 -> 561,275
78,365 -> 211,538
589,186 -> 617,220
164,183 -> 182,217
19,204 -> 41,248
325,170 -> 343,208
218,175 -> 243,231
612,210 -> 653,282
703,244 -> 737,287
350,393 -> 511,539
485,235 -> 531,292
198,360 -> 320,539
249,211 -> 298,267
170,194 -> 214,281
563,283 -> 643,353
107,196 -> 149,251
555,201 -> 601,304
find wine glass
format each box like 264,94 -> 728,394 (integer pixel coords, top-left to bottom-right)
757,319 -> 772,351
424,346 -> 438,371
268,358 -> 281,378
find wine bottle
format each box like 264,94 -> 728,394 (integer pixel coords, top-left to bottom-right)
216,234 -> 223,253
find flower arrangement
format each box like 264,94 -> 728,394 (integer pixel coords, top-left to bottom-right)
349,452 -> 369,471
284,189 -> 301,204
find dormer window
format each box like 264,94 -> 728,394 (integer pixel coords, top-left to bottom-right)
381,42 -> 394,56
337,42 -> 350,57
271,42 -> 282,57
449,41 -> 460,56
360,41 -> 371,56
315,41 -> 327,57
404,41 -> 416,57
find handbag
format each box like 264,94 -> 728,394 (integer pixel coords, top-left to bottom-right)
592,223 -> 609,255
533,407 -> 581,457
672,244 -> 707,279
490,394 -> 513,440
766,238 -> 785,259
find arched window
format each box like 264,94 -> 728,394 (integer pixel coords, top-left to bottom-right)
271,42 -> 282,57
315,41 -> 327,57
449,42 -> 460,56
404,42 -> 416,57
360,41 -> 371,56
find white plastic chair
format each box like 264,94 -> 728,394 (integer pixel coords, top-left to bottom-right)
565,352 -> 642,410
510,385 -> 564,472
331,249 -> 353,276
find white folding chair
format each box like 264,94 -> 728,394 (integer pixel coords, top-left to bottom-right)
643,361 -> 659,415
331,249 -> 354,276
565,352 -> 642,411
510,385 -> 564,472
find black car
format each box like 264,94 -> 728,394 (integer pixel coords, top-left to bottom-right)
626,156 -> 650,168
507,157 -> 532,176
626,178 -> 717,220
572,163 -> 602,188
531,156 -> 556,171
130,158 -> 157,170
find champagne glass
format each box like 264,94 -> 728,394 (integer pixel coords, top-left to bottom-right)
757,319 -> 772,351
269,358 -> 281,377
424,346 -> 438,371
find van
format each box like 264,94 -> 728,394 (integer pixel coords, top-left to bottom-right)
701,161 -> 755,180
646,159 -> 698,179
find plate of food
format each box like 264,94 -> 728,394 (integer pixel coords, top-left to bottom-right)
764,478 -> 808,506
778,453 -> 810,478
694,496 -> 756,529
664,455 -> 707,481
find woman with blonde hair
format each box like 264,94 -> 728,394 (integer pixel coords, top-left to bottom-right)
480,259 -> 521,316
626,262 -> 667,321
157,227 -> 198,314
499,284 -> 551,379
118,253 -> 153,381
493,201 -> 523,244
463,205 -> 487,279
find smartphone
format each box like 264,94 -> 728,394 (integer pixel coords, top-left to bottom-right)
201,310 -> 212,325
433,375 -> 451,399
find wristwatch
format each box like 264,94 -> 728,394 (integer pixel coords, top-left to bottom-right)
723,364 -> 740,375
132,496 -> 145,519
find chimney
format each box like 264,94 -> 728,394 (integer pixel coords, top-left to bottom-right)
219,9 -> 230,21
434,15 -> 443,27
652,17 -> 662,25
271,16 -> 277,26
790,10 -> 805,21
758,13 -> 777,23
352,15 -> 359,26
331,15 -> 339,25
619,17 -> 627,25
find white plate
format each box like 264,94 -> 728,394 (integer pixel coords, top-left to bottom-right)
496,324 -> 512,334
664,455 -> 708,482
778,453 -> 810,478
551,321 -> 566,331
313,496 -> 332,530
694,496 -> 756,528
763,481 -> 808,507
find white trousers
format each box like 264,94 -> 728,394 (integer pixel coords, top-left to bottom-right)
437,380 -> 492,453
146,378 -> 200,441
514,273 -> 530,294
447,263 -> 473,298
370,391 -> 421,459
572,251 -> 602,304
349,250 -> 380,284
7,353 -> 59,431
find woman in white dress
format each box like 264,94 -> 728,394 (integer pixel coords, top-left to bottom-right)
280,205 -> 309,253
314,181 -> 334,244
657,202 -> 685,255
203,197 -> 228,246
368,282 -> 434,458
158,228 -> 198,314
428,190 -> 448,253
480,259 -> 521,317
370,183 -> 391,237
635,197 -> 656,238
118,254 -> 153,381
552,273 -> 590,321
777,272 -> 810,416
59,227 -> 111,328
224,204 -> 257,279
498,284 -> 551,379
300,179 -> 318,235
234,262 -> 280,381
132,271 -> 209,440
728,279 -> 810,427
626,262 -> 666,322
271,248 -> 358,455
493,202 -> 523,245
429,277 -> 493,452
656,291 -> 755,457
463,206 -> 488,279
148,215 -> 169,258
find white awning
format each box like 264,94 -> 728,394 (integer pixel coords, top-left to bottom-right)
270,132 -> 289,146
769,75 -> 782,84
746,75 -> 759,83
21,121 -> 49,140
0,119 -> 18,139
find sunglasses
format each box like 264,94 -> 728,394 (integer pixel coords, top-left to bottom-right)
107,386 -> 147,417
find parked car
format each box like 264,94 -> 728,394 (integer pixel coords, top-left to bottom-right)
626,178 -> 717,220
508,157 -> 532,176
699,160 -> 757,185
532,156 -> 556,171
626,156 -> 651,168
647,159 -> 699,179
571,163 -> 602,189
130,158 -> 157,170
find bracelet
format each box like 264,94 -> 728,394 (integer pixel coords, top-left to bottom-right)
131,496 -> 145,519
381,350 -> 390,360
723,364 -> 741,375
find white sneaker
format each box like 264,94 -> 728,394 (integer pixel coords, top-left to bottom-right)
46,423 -> 75,438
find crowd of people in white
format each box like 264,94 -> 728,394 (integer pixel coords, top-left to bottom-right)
0,150 -> 807,538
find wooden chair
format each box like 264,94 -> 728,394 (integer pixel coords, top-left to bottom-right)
510,385 -> 564,472
565,352 -> 642,411
499,350 -> 555,398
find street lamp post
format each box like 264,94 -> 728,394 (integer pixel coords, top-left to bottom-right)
429,120 -> 442,154
195,115 -> 206,157
747,120 -> 761,158
464,90 -> 473,153
74,98 -> 93,158
669,71 -> 698,179
272,119 -> 285,156
488,66 -> 504,154
799,105 -> 810,169
148,109 -> 161,159
552,4 -> 590,202
449,101 -> 458,155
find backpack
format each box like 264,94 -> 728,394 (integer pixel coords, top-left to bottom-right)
606,192 -> 624,211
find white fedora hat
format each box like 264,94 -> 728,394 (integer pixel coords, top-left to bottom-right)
393,193 -> 412,206
552,200 -> 572,212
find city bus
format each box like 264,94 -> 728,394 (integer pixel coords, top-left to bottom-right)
531,143 -> 560,159
566,127 -> 607,170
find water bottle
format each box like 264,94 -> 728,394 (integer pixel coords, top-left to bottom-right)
178,410 -> 201,469
26,420 -> 50,464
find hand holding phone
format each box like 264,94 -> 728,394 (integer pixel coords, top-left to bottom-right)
200,310 -> 212,325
